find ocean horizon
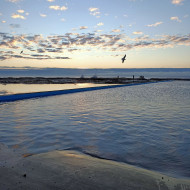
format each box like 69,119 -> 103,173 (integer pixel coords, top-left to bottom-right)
0,67 -> 190,79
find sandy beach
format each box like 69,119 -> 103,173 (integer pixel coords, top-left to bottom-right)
0,143 -> 190,190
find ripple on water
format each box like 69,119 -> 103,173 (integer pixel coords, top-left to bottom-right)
0,81 -> 190,178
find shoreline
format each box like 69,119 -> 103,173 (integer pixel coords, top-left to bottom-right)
0,77 -> 190,85
0,143 -> 190,190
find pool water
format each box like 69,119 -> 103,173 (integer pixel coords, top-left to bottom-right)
0,81 -> 190,178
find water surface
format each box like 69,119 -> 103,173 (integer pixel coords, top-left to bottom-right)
0,81 -> 190,178
0,83 -> 108,95
0,68 -> 190,78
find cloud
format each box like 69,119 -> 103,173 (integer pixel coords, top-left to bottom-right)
2,20 -> 6,23
170,16 -> 182,22
61,18 -> 66,22
80,26 -> 88,30
95,30 -> 103,33
7,0 -> 22,3
97,22 -> 104,26
133,31 -> 143,35
9,24 -> 21,28
112,29 -> 121,33
47,0 -> 55,2
89,8 -> 99,12
1,32 -> 190,61
17,9 -> 24,13
54,56 -> 70,59
11,14 -> 26,19
40,14 -> 47,17
49,5 -> 68,11
147,22 -> 163,27
89,7 -> 100,17
171,0 -> 184,5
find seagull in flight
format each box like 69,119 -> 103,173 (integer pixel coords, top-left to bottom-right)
20,50 -> 23,54
121,54 -> 126,63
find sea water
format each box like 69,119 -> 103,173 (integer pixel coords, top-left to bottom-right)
0,68 -> 190,78
0,81 -> 190,178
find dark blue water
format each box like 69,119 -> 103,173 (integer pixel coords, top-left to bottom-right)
0,68 -> 190,78
0,81 -> 190,178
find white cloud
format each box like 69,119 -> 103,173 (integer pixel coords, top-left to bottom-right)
91,12 -> 100,16
170,16 -> 182,22
112,29 -> 120,33
147,22 -> 163,27
49,5 -> 68,11
89,7 -> 99,12
7,0 -> 22,3
40,14 -> 47,17
95,30 -> 103,33
2,20 -> 6,23
97,22 -> 104,26
171,0 -> 184,5
17,9 -> 24,13
89,7 -> 100,17
133,31 -> 143,35
80,26 -> 88,30
61,18 -> 66,22
47,0 -> 55,2
1,32 -> 190,61
59,6 -> 68,11
11,13 -> 26,19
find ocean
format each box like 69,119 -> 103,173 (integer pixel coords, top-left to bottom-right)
0,80 -> 190,178
0,68 -> 190,78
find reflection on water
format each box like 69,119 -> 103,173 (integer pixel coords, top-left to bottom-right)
0,83 -> 108,95
0,81 -> 190,178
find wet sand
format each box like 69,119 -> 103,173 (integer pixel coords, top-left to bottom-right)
0,144 -> 190,190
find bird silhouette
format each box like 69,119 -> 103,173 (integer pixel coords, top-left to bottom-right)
121,54 -> 126,63
20,50 -> 23,54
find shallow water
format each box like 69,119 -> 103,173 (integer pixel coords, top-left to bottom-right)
0,81 -> 190,178
0,83 -> 108,95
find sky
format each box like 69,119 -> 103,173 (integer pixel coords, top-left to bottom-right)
0,0 -> 190,69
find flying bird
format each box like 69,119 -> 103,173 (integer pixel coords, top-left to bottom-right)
121,54 -> 126,63
20,50 -> 23,54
